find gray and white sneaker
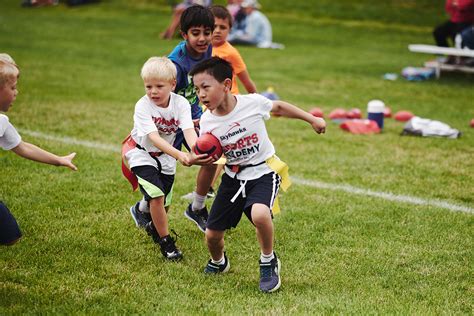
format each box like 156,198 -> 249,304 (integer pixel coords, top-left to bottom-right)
259,253 -> 281,293
184,203 -> 208,233
129,202 -> 151,228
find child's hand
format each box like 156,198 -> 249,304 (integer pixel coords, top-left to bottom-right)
311,117 -> 326,134
189,152 -> 216,166
60,152 -> 78,171
177,152 -> 214,167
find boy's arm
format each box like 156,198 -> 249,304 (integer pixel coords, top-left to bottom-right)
236,70 -> 257,93
148,131 -> 188,163
148,131 -> 211,167
271,100 -> 326,134
11,141 -> 77,170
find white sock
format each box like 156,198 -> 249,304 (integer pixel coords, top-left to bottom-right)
211,255 -> 225,265
260,252 -> 274,263
192,192 -> 206,212
138,198 -> 149,213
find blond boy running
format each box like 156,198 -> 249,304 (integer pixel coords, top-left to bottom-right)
124,57 -> 211,260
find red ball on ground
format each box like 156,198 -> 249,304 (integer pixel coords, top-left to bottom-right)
394,110 -> 414,122
329,108 -> 348,120
193,133 -> 223,157
309,107 -> 324,118
347,108 -> 362,119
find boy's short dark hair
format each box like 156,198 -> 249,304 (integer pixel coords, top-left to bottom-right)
210,5 -> 233,28
190,57 -> 233,83
180,5 -> 215,34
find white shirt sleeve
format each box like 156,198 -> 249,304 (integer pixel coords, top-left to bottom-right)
0,114 -> 22,150
177,98 -> 194,131
133,100 -> 158,137
254,94 -> 273,120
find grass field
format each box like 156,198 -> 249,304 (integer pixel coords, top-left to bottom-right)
1,0 -> 473,314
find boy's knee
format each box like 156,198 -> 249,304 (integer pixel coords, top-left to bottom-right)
206,229 -> 223,244
251,205 -> 272,226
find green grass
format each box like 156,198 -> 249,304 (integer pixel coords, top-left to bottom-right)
1,0 -> 473,314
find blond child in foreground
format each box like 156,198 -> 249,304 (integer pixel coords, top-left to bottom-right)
123,56 -> 212,260
0,54 -> 77,246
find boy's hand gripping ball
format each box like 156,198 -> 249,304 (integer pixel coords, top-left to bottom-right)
193,133 -> 223,158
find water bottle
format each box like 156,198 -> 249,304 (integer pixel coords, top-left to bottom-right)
367,100 -> 385,129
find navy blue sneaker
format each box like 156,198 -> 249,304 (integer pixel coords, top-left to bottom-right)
129,202 -> 151,228
259,253 -> 281,293
184,203 -> 208,233
204,253 -> 230,274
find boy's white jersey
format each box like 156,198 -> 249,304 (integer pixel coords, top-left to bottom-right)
200,93 -> 275,180
0,114 -> 21,150
126,93 -> 194,175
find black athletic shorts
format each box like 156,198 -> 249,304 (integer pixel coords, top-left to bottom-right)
131,165 -> 175,207
0,201 -> 22,245
206,172 -> 281,231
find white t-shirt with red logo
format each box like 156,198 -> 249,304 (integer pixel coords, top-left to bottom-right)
126,93 -> 194,174
0,114 -> 21,151
200,93 -> 275,180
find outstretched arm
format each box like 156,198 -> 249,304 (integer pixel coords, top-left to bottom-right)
237,70 -> 257,93
11,141 -> 77,171
271,100 -> 326,134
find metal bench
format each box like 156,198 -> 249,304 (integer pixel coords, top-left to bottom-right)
408,44 -> 474,78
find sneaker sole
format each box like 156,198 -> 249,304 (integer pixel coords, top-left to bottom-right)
129,206 -> 140,228
183,210 -> 206,233
222,260 -> 230,273
262,259 -> 281,293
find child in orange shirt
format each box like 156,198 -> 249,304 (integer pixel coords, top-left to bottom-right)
207,5 -> 258,196
210,5 -> 257,95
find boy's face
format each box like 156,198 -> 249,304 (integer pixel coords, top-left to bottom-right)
0,78 -> 18,112
182,26 -> 213,58
212,18 -> 230,47
144,78 -> 176,108
193,72 -> 231,111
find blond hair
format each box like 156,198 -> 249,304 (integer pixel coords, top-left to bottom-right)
0,53 -> 19,88
140,57 -> 176,82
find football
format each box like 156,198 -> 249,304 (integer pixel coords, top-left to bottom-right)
329,108 -> 348,120
394,110 -> 414,122
193,133 -> 223,157
309,107 -> 324,118
347,108 -> 362,119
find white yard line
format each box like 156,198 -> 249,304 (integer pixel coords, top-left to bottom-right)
291,177 -> 473,215
20,129 -> 473,215
20,129 -> 120,153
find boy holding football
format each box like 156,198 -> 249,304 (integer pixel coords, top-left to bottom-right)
189,57 -> 326,292
124,56 -> 211,260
